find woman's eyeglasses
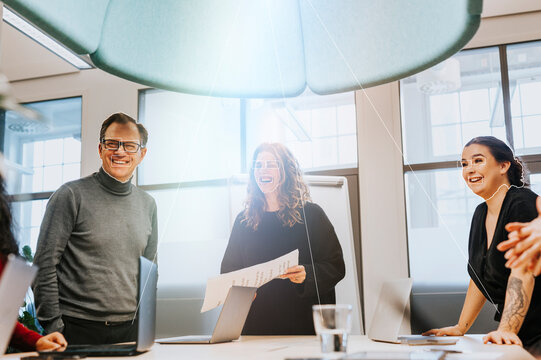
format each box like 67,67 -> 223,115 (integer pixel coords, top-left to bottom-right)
252,160 -> 280,170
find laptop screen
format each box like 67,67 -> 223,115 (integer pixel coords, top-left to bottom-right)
0,255 -> 38,355
136,256 -> 158,352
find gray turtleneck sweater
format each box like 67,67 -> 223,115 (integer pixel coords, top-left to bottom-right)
33,168 -> 158,334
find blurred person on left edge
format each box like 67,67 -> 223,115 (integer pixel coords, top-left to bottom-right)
0,161 -> 66,352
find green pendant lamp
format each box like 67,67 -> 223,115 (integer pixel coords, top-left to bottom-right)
3,0 -> 482,98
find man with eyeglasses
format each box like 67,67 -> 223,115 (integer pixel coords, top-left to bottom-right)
33,113 -> 157,345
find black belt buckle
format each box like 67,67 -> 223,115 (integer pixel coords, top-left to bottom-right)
104,320 -> 128,326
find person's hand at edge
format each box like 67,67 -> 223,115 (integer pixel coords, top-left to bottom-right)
499,222 -> 527,252
506,235 -> 541,274
500,197 -> 541,276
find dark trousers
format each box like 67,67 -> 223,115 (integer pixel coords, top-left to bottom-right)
62,315 -> 137,345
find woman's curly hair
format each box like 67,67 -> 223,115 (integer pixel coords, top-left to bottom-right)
242,143 -> 311,230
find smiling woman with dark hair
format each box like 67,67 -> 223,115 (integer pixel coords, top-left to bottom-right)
424,136 -> 541,358
0,172 -> 67,353
220,143 -> 345,335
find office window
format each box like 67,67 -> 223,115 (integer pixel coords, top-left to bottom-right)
138,90 -> 241,185
10,199 -> 48,251
507,41 -> 541,154
404,169 -> 478,286
401,47 -> 505,165
20,137 -> 81,193
401,47 -> 509,287
137,88 -> 358,240
2,97 -> 82,251
402,41 -> 541,285
245,90 -> 357,170
138,88 -> 357,186
401,40 -> 541,333
137,89 -> 358,324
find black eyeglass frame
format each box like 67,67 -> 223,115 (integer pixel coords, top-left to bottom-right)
100,138 -> 144,153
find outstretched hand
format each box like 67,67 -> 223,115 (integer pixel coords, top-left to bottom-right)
500,196 -> 541,276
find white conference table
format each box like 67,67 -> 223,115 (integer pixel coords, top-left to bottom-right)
5,335 -> 535,360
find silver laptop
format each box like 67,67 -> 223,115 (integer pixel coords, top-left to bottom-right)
157,285 -> 256,344
368,278 -> 459,346
0,254 -> 38,355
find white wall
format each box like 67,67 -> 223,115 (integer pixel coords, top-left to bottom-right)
468,12 -> 541,48
356,82 -> 409,332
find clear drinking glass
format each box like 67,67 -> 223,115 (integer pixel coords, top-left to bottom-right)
312,304 -> 353,353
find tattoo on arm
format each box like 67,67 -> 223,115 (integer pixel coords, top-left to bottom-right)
500,277 -> 530,332
458,321 -> 469,333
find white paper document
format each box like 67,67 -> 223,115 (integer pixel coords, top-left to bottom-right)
201,249 -> 299,312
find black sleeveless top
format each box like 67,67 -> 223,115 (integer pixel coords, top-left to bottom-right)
468,187 -> 540,346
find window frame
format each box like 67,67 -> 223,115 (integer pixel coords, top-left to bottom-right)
2,96 -> 83,251
3,96 -> 82,202
400,40 -> 541,332
135,88 -> 359,188
402,41 -> 541,177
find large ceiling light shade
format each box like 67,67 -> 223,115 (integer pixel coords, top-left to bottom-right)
3,0 -> 482,98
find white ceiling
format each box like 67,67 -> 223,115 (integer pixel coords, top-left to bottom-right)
482,0 -> 541,18
1,1 -> 540,82
0,22 -> 78,82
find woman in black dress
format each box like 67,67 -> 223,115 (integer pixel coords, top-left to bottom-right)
423,136 -> 540,357
220,143 -> 345,335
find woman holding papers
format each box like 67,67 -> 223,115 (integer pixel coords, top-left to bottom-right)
423,136 -> 541,357
0,173 -> 67,353
221,143 -> 345,335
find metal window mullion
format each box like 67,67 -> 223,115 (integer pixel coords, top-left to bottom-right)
499,45 -> 514,150
404,153 -> 541,172
61,137 -> 65,184
139,178 -> 230,192
0,110 -> 5,152
335,106 -> 339,164
9,191 -> 54,202
39,142 -> 45,192
240,99 -> 247,173
457,90 -> 464,148
403,160 -> 461,172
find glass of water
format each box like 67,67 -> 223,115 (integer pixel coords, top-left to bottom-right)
312,304 -> 353,353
